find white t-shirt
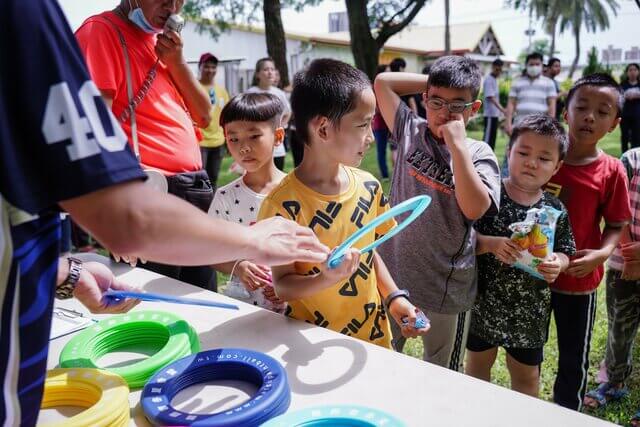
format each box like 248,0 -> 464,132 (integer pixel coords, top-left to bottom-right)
245,86 -> 290,158
208,176 -> 285,312
483,74 -> 500,118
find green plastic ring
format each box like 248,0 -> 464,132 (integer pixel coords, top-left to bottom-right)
59,311 -> 200,388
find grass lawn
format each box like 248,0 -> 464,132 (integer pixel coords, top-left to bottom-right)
216,126 -> 637,425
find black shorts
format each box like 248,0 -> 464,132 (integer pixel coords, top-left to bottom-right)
466,333 -> 543,366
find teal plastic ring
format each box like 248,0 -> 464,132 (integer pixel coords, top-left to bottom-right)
327,195 -> 431,269
261,405 -> 406,426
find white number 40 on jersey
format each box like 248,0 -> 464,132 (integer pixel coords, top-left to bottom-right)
41,81 -> 128,161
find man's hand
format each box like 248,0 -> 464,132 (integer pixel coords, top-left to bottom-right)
387,298 -> 430,338
537,253 -> 564,283
112,254 -> 146,268
73,262 -> 140,314
489,236 -> 522,265
439,114 -> 467,149
566,249 -> 606,278
235,261 -> 272,291
155,30 -> 184,68
251,217 -> 330,266
319,248 -> 360,283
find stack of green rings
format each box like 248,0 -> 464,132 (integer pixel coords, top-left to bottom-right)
59,311 -> 200,388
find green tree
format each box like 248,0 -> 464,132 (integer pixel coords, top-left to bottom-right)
444,0 -> 451,55
509,0 -> 619,77
582,46 -> 612,76
558,0 -> 619,78
508,0 -> 562,57
345,0 -> 428,80
184,0 -> 319,88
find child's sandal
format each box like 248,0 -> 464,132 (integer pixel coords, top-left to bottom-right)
583,382 -> 628,409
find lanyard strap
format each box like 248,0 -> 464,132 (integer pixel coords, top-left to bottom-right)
98,15 -> 158,161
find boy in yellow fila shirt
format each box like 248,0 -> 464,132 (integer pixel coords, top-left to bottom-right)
258,59 -> 430,348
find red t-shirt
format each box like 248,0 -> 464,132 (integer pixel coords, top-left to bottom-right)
545,153 -> 631,293
75,11 -> 202,175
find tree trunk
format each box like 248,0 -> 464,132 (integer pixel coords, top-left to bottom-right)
548,17 -> 557,56
444,0 -> 451,55
345,0 -> 380,81
263,0 -> 290,88
568,24 -> 580,78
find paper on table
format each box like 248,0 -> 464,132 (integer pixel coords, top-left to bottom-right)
49,307 -> 95,340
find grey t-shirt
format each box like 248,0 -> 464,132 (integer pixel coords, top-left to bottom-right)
378,103 -> 500,314
483,74 -> 500,118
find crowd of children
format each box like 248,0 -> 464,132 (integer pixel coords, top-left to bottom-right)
207,54 -> 637,420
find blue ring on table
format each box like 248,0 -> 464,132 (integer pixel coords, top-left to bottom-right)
327,195 -> 431,269
141,348 -> 290,426
261,404 -> 407,426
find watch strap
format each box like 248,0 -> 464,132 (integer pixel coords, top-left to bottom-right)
384,289 -> 410,312
56,257 -> 83,300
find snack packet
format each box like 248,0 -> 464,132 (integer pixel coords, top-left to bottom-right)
508,206 -> 562,280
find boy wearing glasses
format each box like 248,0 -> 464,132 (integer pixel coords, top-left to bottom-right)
375,56 -> 500,370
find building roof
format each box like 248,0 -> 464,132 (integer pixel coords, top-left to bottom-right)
221,21 -> 505,58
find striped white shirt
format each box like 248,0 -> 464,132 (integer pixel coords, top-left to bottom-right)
509,75 -> 557,124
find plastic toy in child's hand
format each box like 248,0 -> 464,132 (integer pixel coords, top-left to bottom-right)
401,310 -> 430,330
327,195 -> 431,269
508,206 -> 561,280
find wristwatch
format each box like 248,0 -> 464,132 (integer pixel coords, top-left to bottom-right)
384,289 -> 410,312
55,257 -> 83,300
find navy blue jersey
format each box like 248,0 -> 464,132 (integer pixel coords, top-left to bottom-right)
0,1 -> 145,425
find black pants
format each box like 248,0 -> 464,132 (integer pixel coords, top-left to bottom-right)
289,128 -> 304,167
551,291 -> 598,411
483,117 -> 498,150
143,170 -> 216,291
621,115 -> 640,153
200,145 -> 225,190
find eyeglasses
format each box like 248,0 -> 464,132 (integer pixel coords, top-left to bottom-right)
426,98 -> 474,113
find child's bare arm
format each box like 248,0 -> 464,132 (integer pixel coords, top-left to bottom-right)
440,118 -> 493,220
373,252 -> 429,336
373,72 -> 428,133
567,224 -> 625,278
271,249 -> 360,301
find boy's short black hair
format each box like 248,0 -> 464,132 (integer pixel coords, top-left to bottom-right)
291,58 -> 371,145
427,55 -> 483,99
566,73 -> 624,117
492,58 -> 504,67
508,113 -> 569,160
219,92 -> 284,128
525,52 -> 544,64
548,57 -> 561,67
390,57 -> 407,72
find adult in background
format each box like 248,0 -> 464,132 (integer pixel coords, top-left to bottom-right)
198,52 -> 230,191
505,52 -> 557,135
75,0 -> 216,290
547,57 -> 565,121
373,64 -> 391,179
1,1 -> 330,425
482,58 -> 505,150
502,52 -> 557,175
246,57 -> 291,171
621,63 -> 640,153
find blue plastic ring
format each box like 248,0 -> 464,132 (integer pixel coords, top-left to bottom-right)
141,348 -> 290,427
261,405 -> 406,426
327,195 -> 431,269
